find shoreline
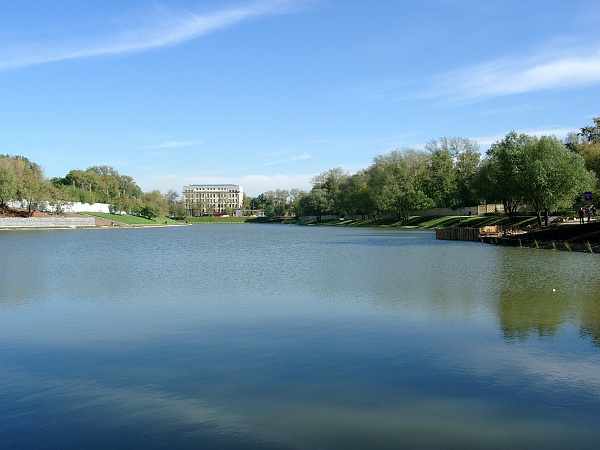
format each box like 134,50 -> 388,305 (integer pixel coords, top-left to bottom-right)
2,214 -> 598,254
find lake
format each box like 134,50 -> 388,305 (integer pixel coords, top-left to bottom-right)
1,224 -> 599,449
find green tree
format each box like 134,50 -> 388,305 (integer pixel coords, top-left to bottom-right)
422,137 -> 480,208
482,132 -> 594,223
579,117 -> 600,144
565,118 -> 600,193
479,133 -> 528,219
0,156 -> 18,207
139,204 -> 161,220
521,135 -> 595,224
12,156 -> 46,214
310,167 -> 349,216
338,171 -> 373,219
366,149 -> 433,219
169,202 -> 188,220
298,188 -> 332,221
424,139 -> 456,208
454,141 -> 481,206
164,190 -> 179,204
138,190 -> 168,218
54,166 -> 143,208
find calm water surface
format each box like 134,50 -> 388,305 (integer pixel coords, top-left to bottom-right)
1,224 -> 599,449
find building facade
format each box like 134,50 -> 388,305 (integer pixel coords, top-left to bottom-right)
182,184 -> 244,215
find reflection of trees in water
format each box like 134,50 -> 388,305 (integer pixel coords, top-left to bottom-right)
580,298 -> 600,348
497,289 -> 600,348
494,250 -> 600,348
498,291 -> 567,341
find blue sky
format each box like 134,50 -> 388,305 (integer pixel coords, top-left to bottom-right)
1,0 -> 599,196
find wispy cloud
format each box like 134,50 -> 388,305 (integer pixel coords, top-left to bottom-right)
0,0 -> 302,72
262,148 -> 294,157
429,50 -> 600,103
250,152 -> 310,169
148,140 -> 204,149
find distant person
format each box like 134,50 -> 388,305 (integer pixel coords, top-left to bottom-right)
579,207 -> 585,224
587,208 -> 592,223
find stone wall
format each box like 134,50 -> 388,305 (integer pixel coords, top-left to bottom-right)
0,217 -> 96,228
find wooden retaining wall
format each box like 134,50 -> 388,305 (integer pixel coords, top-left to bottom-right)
435,227 -> 480,242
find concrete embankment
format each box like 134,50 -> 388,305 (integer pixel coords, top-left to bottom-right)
0,217 -> 96,228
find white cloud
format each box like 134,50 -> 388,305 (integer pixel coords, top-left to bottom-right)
148,140 -> 204,149
0,0 -> 303,72
430,50 -> 600,103
245,152 -> 311,169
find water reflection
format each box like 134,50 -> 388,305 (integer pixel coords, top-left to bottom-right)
491,246 -> 600,347
580,298 -> 600,348
498,290 -> 569,340
1,225 -> 599,448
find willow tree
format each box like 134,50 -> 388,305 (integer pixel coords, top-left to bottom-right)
521,135 -> 595,224
483,132 -> 595,224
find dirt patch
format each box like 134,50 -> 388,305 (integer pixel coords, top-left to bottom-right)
0,206 -> 45,217
0,206 -> 53,218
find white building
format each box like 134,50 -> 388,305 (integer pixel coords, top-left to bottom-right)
183,184 -> 244,215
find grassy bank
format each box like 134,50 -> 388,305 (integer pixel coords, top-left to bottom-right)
85,212 -> 181,226
84,212 -> 538,229
279,215 -> 539,229
85,213 -> 271,225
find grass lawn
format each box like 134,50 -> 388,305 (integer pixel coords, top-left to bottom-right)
83,212 -> 539,230
85,212 -> 181,225
283,215 -> 540,229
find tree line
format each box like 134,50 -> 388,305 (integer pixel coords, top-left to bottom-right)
0,160 -> 184,219
1,117 -> 598,223
250,118 -> 600,225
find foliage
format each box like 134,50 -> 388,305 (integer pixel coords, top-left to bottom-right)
366,149 -> 434,219
482,132 -> 595,223
0,157 -> 18,206
251,127 -> 596,222
480,133 -> 530,218
297,188 -> 332,221
310,167 -> 349,216
565,117 -> 600,194
134,190 -> 168,219
168,202 -> 188,220
338,171 -> 373,219
579,117 -> 600,144
0,154 -> 48,214
249,189 -> 303,218
2,117 -> 598,222
52,165 -> 143,209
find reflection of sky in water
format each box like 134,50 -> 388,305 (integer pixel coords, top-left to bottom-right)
1,226 -> 599,448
